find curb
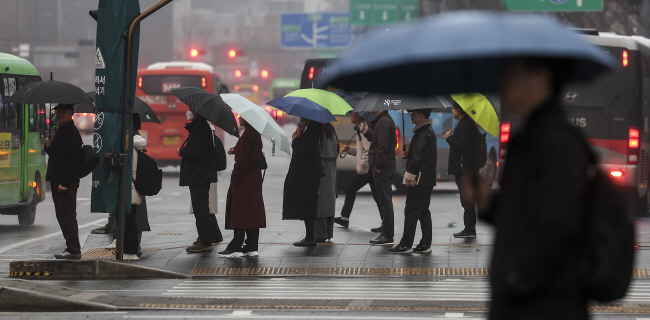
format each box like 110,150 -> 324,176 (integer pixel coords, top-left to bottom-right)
0,286 -> 117,311
10,259 -> 191,280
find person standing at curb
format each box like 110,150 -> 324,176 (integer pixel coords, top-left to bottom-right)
389,109 -> 437,254
45,104 -> 82,260
334,112 -> 381,229
362,110 -> 397,245
179,108 -> 223,253
443,103 -> 480,239
314,123 -> 338,242
219,117 -> 266,258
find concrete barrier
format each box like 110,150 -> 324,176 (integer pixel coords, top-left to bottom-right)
0,286 -> 117,311
9,259 -> 191,280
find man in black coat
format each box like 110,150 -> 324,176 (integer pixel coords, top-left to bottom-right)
389,109 -> 437,254
362,110 -> 397,244
470,57 -> 591,319
179,109 -> 223,253
443,103 -> 480,238
45,104 -> 82,259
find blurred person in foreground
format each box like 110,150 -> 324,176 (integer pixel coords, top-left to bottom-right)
45,104 -> 82,259
179,108 -> 223,253
220,117 -> 266,257
283,118 -> 323,246
334,112 -> 381,230
467,57 -> 592,319
443,103 -> 480,238
388,108 -> 437,254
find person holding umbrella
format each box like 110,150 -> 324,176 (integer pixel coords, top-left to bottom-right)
219,117 -> 266,257
45,104 -> 83,259
315,122 -> 339,242
178,107 -> 223,253
442,102 -> 480,239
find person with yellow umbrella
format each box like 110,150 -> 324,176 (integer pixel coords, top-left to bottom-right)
442,93 -> 497,239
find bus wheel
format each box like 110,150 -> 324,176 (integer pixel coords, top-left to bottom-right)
18,195 -> 37,226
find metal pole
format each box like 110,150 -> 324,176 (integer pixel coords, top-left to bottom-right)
116,0 -> 174,261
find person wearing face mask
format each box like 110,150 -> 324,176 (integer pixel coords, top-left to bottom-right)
179,108 -> 223,253
283,117 -> 324,246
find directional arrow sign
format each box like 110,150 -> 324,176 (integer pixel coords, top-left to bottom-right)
281,13 -> 351,48
503,0 -> 603,11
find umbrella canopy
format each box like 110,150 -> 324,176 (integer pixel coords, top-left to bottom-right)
317,11 -> 616,97
285,88 -> 353,115
170,87 -> 239,137
6,80 -> 94,108
353,93 -> 447,112
336,91 -> 368,108
221,93 -> 291,155
83,92 -> 161,124
451,93 -> 499,137
267,96 -> 336,123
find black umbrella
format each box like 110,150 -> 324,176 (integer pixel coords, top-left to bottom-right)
170,87 -> 239,137
83,92 -> 161,124
336,91 -> 367,108
5,80 -> 94,109
353,93 -> 447,112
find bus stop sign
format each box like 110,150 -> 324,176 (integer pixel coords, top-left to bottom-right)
503,0 -> 603,11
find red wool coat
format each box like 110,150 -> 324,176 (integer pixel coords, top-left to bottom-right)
225,128 -> 266,229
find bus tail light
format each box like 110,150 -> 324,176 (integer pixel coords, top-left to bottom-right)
201,76 -> 207,88
138,77 -> 143,88
610,170 -> 625,178
623,51 -> 629,67
499,121 -> 511,159
309,67 -> 315,80
628,127 -> 639,164
252,85 -> 259,92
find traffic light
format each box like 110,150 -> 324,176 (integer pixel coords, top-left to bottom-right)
189,48 -> 206,58
227,49 -> 244,59
260,69 -> 269,79
234,69 -> 242,78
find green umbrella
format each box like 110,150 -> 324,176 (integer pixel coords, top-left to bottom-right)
285,88 -> 352,115
451,93 -> 499,137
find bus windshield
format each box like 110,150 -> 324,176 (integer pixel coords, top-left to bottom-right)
139,75 -> 207,95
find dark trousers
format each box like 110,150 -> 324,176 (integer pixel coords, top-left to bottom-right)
189,183 -> 222,244
124,205 -> 140,254
455,173 -> 477,233
51,182 -> 81,254
226,229 -> 260,252
314,216 -> 334,240
340,173 -> 380,219
372,167 -> 395,238
303,219 -> 315,242
399,185 -> 433,247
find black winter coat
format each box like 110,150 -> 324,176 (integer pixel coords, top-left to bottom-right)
179,117 -> 219,186
45,120 -> 82,188
405,122 -> 437,186
480,100 -> 590,320
282,122 -> 322,221
446,115 -> 480,175
364,111 -> 396,171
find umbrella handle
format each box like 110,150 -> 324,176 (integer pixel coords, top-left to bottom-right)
340,151 -> 347,159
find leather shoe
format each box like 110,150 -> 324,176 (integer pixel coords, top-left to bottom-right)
453,230 -> 477,238
370,226 -> 383,233
334,217 -> 349,228
369,235 -> 394,245
293,239 -> 317,246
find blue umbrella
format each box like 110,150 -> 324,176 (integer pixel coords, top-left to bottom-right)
317,11 -> 616,97
267,96 -> 336,123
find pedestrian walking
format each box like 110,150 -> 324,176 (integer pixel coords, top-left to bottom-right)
314,123 -> 338,242
219,117 -> 266,258
389,109 -> 437,254
361,110 -> 397,244
334,112 -> 381,229
443,103 -> 480,238
283,118 -> 323,246
179,108 -> 223,253
45,104 -> 82,259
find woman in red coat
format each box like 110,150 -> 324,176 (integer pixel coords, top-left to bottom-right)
219,118 -> 266,257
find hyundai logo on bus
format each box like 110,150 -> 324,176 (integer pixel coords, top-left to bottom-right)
563,92 -> 580,102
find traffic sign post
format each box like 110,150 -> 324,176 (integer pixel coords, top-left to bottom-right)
281,13 -> 351,48
350,0 -> 419,26
503,0 -> 603,11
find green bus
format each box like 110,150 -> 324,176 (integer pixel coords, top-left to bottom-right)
0,53 -> 47,225
267,78 -> 300,100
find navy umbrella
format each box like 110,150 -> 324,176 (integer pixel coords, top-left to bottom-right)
267,96 -> 336,123
82,92 -> 161,124
170,87 -> 239,137
317,11 -> 616,97
336,91 -> 367,108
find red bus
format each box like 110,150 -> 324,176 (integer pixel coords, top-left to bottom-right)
135,61 -> 227,166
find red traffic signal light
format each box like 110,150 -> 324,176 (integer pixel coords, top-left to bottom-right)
228,49 -> 237,58
260,69 -> 269,79
234,69 -> 242,78
190,49 -> 199,57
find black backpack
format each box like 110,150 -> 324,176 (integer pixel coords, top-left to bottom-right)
79,144 -> 99,178
133,150 -> 163,196
476,132 -> 487,168
581,151 -> 635,302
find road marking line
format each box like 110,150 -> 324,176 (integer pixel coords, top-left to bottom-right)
444,313 -> 465,318
0,218 -> 105,254
231,311 -> 253,315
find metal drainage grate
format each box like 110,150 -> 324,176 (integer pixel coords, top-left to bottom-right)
158,233 -> 183,236
81,248 -> 116,260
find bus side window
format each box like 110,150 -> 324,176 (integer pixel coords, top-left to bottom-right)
0,95 -> 5,131
28,104 -> 37,132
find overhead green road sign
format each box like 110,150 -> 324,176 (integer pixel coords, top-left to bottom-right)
503,0 -> 603,11
350,0 -> 419,26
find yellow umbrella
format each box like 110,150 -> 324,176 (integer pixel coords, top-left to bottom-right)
450,93 -> 499,137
